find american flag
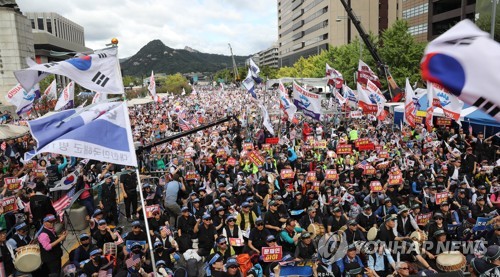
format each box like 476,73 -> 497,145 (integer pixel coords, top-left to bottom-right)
189,116 -> 198,127
53,187 -> 76,220
178,118 -> 192,131
125,254 -> 141,268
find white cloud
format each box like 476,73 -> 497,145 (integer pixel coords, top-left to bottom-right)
16,0 -> 277,58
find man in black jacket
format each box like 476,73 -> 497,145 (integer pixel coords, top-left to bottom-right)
0,227 -> 14,277
120,166 -> 138,222
29,182 -> 56,230
100,173 -> 118,225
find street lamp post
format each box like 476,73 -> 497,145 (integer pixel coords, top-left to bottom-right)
492,0 -> 499,39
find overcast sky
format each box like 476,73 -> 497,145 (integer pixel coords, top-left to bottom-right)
16,0 -> 277,58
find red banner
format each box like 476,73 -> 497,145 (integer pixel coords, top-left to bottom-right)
336,144 -> 352,155
2,196 -> 18,214
416,213 -> 433,225
306,171 -> 317,182
145,205 -> 160,218
265,138 -> 280,145
280,169 -> 295,180
358,143 -> 375,151
370,181 -> 383,192
364,165 -> 376,175
435,192 -> 448,205
325,169 -> 339,181
350,111 -> 363,118
262,246 -> 283,262
248,151 -> 265,167
355,138 -> 371,148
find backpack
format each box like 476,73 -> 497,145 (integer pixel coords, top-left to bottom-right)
186,258 -> 199,277
237,253 -> 259,277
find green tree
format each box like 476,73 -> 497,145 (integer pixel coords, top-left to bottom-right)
161,73 -> 192,95
378,20 -> 426,87
122,75 -> 137,88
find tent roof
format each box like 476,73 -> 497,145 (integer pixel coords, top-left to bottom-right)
266,77 -> 328,87
394,89 -> 500,127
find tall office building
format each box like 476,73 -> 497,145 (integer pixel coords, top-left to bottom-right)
428,0 -> 476,40
277,0 -> 402,67
402,0 -> 429,42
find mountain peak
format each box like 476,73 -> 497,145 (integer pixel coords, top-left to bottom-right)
120,40 -> 249,76
184,46 -> 199,53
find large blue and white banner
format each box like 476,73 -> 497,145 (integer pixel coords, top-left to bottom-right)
292,81 -> 322,121
25,102 -> 137,166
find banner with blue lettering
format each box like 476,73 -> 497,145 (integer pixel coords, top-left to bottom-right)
473,217 -> 492,232
292,81 -> 322,121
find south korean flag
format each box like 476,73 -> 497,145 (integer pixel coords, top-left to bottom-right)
15,48 -> 124,95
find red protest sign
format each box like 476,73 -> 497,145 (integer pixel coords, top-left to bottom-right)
350,111 -> 362,118
355,138 -> 370,148
265,138 -> 280,145
314,140 -> 327,149
416,213 -> 433,225
435,192 -> 448,205
229,238 -> 244,247
4,177 -> 21,191
325,169 -> 339,181
243,143 -> 254,150
280,169 -> 295,180
33,167 -> 46,178
336,144 -> 352,155
262,246 -> 283,262
358,143 -> 375,151
227,158 -> 237,166
370,181 -> 383,192
379,151 -> 389,159
2,196 -> 18,213
306,171 -> 317,182
145,204 -> 160,218
185,171 -> 198,180
364,165 -> 376,175
312,182 -> 320,191
262,144 -> 271,151
388,171 -> 403,185
248,151 -> 265,167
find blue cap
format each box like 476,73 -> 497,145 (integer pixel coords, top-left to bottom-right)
199,187 -> 207,192
216,236 -> 227,244
246,197 -> 254,202
220,193 -> 227,198
104,173 -> 112,179
202,214 -> 212,220
131,221 -> 141,227
92,209 -> 103,217
15,222 -> 27,231
241,202 -> 250,208
154,241 -> 163,249
98,219 -> 107,225
266,235 -> 276,242
79,233 -> 90,240
143,183 -> 151,188
208,253 -> 222,266
131,242 -> 142,250
193,198 -> 200,203
43,214 -> 56,222
225,258 -> 238,267
181,206 -> 189,212
90,248 -> 102,256
216,206 -> 224,212
156,260 -> 166,267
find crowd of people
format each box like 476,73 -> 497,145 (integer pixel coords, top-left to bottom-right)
0,85 -> 498,277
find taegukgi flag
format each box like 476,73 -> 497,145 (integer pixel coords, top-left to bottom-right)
421,19 -> 500,120
148,71 -> 158,102
43,79 -> 57,100
326,63 -> 343,89
357,80 -> 386,115
357,60 -> 381,88
15,48 -> 124,95
25,102 -> 137,167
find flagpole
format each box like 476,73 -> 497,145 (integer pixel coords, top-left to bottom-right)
135,168 -> 157,274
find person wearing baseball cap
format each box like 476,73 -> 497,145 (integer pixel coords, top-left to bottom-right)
221,216 -> 243,254
328,206 -> 347,233
225,258 -> 242,276
210,236 -> 235,262
68,233 -> 93,268
100,171 -> 118,225
472,194 -> 493,218
195,214 -> 217,257
38,214 -> 67,275
92,219 -> 118,249
345,219 -> 366,244
82,248 -> 103,276
205,253 -> 224,277
377,214 -> 408,245
6,222 -> 31,252
356,204 -> 377,235
247,218 -> 270,255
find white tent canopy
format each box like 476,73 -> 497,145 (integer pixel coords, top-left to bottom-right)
0,124 -> 29,140
127,98 -> 154,106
